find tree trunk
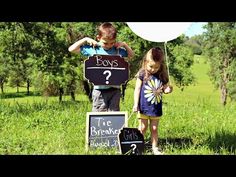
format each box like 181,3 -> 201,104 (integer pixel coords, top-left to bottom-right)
221,59 -> 229,106
71,91 -> 75,101
0,84 -> 4,94
27,80 -> 30,95
59,87 -> 64,102
221,84 -> 227,106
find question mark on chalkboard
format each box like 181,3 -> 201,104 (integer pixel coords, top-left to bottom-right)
103,70 -> 112,84
130,144 -> 137,154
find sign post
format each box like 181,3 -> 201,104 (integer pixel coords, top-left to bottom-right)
84,54 -> 129,86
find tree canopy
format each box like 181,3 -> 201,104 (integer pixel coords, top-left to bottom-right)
202,22 -> 236,105
0,22 -> 196,101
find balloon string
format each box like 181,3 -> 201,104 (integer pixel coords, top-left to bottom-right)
164,41 -> 171,85
120,111 -> 134,129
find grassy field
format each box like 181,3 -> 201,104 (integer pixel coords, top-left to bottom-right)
0,55 -> 236,155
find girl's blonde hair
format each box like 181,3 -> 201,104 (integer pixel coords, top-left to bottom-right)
140,47 -> 169,84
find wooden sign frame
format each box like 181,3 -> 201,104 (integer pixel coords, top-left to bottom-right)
84,54 -> 129,86
85,111 -> 128,151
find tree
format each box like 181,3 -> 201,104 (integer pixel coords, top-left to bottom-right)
185,35 -> 203,55
22,22 -> 72,102
165,35 -> 195,91
0,54 -> 10,93
0,22 -> 196,102
0,22 -> 34,94
203,22 -> 236,105
64,22 -> 97,101
114,23 -> 163,99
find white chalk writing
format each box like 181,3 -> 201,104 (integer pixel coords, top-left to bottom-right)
95,55 -> 119,67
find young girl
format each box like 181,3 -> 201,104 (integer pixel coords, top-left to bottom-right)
133,47 -> 173,155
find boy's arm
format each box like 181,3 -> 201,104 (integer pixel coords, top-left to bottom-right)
133,78 -> 142,112
123,42 -> 134,59
115,42 -> 134,59
68,37 -> 97,54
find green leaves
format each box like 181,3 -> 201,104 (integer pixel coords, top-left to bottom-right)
203,22 -> 236,105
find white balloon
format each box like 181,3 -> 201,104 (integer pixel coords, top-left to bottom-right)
127,22 -> 192,42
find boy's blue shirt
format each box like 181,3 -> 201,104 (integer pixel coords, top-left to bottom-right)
80,44 -> 128,57
80,44 -> 128,90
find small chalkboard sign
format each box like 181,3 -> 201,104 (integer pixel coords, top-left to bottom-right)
118,127 -> 145,155
86,112 -> 128,151
84,54 -> 129,86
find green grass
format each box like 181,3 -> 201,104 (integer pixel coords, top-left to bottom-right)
0,55 -> 236,155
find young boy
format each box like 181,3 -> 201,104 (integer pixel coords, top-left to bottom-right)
68,22 -> 134,112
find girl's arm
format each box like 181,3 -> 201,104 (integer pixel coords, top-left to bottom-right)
133,78 -> 142,112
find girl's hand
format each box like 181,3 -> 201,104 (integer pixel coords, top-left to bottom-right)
132,106 -> 139,112
153,86 -> 163,96
164,85 -> 173,94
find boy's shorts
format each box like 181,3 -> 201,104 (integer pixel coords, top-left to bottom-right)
137,112 -> 160,120
92,88 -> 121,112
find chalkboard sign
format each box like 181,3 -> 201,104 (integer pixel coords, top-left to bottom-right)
84,54 -> 129,86
86,112 -> 128,151
118,127 -> 145,155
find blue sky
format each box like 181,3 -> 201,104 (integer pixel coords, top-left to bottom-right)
184,22 -> 208,37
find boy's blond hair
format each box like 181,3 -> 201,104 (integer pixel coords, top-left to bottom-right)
97,22 -> 117,39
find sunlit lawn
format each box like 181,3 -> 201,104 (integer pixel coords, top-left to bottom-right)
0,55 -> 235,155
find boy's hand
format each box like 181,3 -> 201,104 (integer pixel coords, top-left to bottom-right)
114,41 -> 134,59
85,37 -> 98,47
114,42 -> 126,49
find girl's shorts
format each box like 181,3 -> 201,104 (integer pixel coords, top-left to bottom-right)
137,112 -> 160,120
